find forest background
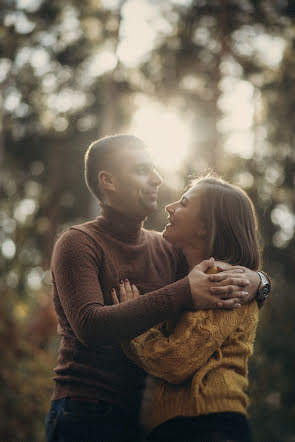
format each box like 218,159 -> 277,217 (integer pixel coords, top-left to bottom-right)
1,0 -> 295,440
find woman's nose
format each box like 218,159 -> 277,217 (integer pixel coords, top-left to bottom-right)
165,203 -> 174,214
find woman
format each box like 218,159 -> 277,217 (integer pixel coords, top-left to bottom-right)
111,176 -> 261,441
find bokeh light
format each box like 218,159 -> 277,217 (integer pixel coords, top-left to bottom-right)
128,96 -> 191,172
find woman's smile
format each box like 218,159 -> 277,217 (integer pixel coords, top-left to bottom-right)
165,218 -> 175,228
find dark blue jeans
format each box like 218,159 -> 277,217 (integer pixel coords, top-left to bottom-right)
145,413 -> 253,442
45,398 -> 141,442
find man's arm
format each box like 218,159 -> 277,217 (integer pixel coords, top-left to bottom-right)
52,229 -> 191,347
52,230 -> 252,347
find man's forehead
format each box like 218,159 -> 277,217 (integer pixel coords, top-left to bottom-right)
116,145 -> 154,166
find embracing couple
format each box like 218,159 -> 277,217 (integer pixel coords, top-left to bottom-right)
46,135 -> 270,442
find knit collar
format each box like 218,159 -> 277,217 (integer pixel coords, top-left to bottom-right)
96,204 -> 144,244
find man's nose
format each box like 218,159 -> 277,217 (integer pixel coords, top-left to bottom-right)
150,170 -> 163,187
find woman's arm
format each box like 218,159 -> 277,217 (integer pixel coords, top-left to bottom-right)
122,306 -> 256,384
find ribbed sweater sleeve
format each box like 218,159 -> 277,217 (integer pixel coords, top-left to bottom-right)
122,304 -> 257,384
51,229 -> 193,346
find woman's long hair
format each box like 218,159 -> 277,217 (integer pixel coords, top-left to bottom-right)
191,175 -> 262,271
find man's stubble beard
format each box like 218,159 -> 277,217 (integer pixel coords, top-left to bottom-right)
132,199 -> 158,221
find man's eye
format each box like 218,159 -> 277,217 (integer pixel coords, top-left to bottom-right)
137,167 -> 148,174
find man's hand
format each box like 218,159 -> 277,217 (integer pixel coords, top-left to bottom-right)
188,258 -> 250,309
208,262 -> 260,305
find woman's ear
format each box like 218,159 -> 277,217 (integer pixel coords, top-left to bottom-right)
198,222 -> 207,239
98,170 -> 116,192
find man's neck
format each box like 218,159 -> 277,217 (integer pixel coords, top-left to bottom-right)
98,204 -> 144,243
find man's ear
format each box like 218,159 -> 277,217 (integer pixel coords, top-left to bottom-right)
98,170 -> 116,192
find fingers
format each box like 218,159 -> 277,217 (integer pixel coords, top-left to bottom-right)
119,280 -> 128,302
112,280 -> 140,304
111,288 -> 119,305
202,295 -> 242,310
124,279 -> 133,299
216,298 -> 242,309
215,265 -> 245,273
209,275 -> 249,287
195,257 -> 215,273
216,266 -> 244,274
119,279 -> 137,302
132,284 -> 140,299
210,285 -> 249,297
209,272 -> 247,282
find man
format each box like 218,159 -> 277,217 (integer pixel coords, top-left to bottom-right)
46,135 -> 270,441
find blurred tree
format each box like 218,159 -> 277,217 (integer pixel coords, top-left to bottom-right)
245,38 -> 295,441
0,289 -> 55,441
1,0 -> 295,440
139,0 -> 289,172
0,0 -> 138,439
139,1 -> 295,440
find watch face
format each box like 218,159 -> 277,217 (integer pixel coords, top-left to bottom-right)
256,273 -> 270,300
261,284 -> 270,299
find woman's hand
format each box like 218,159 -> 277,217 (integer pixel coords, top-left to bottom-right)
111,279 -> 140,304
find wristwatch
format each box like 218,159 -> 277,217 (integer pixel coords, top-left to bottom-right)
256,271 -> 271,300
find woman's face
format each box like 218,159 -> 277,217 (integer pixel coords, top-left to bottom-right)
162,185 -> 207,249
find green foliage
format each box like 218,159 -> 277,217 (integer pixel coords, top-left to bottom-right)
1,1 -> 136,439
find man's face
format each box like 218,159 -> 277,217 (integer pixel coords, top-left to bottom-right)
110,146 -> 163,219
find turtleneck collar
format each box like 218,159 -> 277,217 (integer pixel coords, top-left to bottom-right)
96,204 -> 144,244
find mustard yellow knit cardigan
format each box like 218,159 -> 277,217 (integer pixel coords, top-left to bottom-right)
123,276 -> 259,432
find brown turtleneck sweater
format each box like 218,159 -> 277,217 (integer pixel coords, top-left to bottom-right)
50,206 -> 192,412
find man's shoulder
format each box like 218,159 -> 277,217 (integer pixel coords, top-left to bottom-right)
142,227 -> 168,243
142,228 -> 178,253
55,219 -> 101,246
51,220 -> 103,266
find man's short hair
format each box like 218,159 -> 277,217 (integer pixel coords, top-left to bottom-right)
84,134 -> 147,201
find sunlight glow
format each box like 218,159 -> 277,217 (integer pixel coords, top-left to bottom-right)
0,58 -> 11,82
4,11 -> 35,34
127,96 -> 191,172
119,4 -> 281,163
17,0 -> 43,13
219,78 -> 255,158
1,239 -> 16,259
14,198 -> 38,223
118,0 -> 171,67
86,49 -> 117,77
47,89 -> 87,113
271,204 -> 295,248
27,267 -> 43,290
219,80 -> 254,131
233,27 -> 286,68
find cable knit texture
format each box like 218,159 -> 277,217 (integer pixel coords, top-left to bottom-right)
50,205 -> 191,411
122,267 -> 259,431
